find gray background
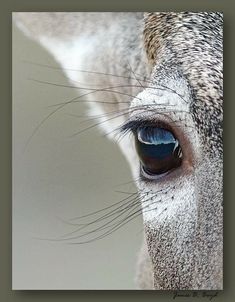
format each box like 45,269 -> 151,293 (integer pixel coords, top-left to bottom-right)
0,1 -> 232,301
12,24 -> 143,290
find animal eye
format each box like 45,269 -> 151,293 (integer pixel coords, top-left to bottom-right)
135,127 -> 182,178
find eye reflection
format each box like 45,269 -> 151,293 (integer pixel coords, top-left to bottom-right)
135,127 -> 182,177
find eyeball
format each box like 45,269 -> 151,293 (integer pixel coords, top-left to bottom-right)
135,127 -> 182,178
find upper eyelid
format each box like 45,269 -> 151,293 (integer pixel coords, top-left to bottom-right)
120,120 -> 150,134
119,105 -> 188,136
120,119 -> 174,135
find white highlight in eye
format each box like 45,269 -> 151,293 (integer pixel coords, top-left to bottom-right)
137,127 -> 177,145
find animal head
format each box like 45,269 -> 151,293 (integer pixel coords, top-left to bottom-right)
136,13 -> 223,289
14,12 -> 223,290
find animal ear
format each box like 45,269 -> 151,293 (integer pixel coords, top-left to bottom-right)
13,12 -> 124,136
13,12 -> 143,170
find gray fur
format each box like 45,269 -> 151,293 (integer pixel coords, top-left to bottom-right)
13,12 -> 223,290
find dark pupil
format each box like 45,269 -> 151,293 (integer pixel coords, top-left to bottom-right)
135,127 -> 182,176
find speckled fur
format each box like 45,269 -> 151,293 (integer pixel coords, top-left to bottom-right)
14,12 -> 223,290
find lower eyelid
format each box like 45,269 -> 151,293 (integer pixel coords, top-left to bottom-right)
139,162 -> 186,184
140,165 -> 170,180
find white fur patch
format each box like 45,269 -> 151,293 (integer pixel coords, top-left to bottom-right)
39,35 -> 95,81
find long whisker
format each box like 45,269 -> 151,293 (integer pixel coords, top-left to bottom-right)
66,195 -> 170,244
23,72 -> 191,151
33,187 -> 170,243
23,60 -> 188,104
36,194 -> 141,242
32,185 -> 174,244
29,77 -> 188,105
23,59 -> 153,84
58,196 -> 141,239
22,82 -> 141,150
66,197 -> 164,244
126,60 -> 145,91
68,191 -> 138,221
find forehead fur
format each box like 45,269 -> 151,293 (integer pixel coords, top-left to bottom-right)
144,12 -> 223,157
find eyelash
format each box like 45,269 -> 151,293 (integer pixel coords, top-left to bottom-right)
119,119 -> 175,139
